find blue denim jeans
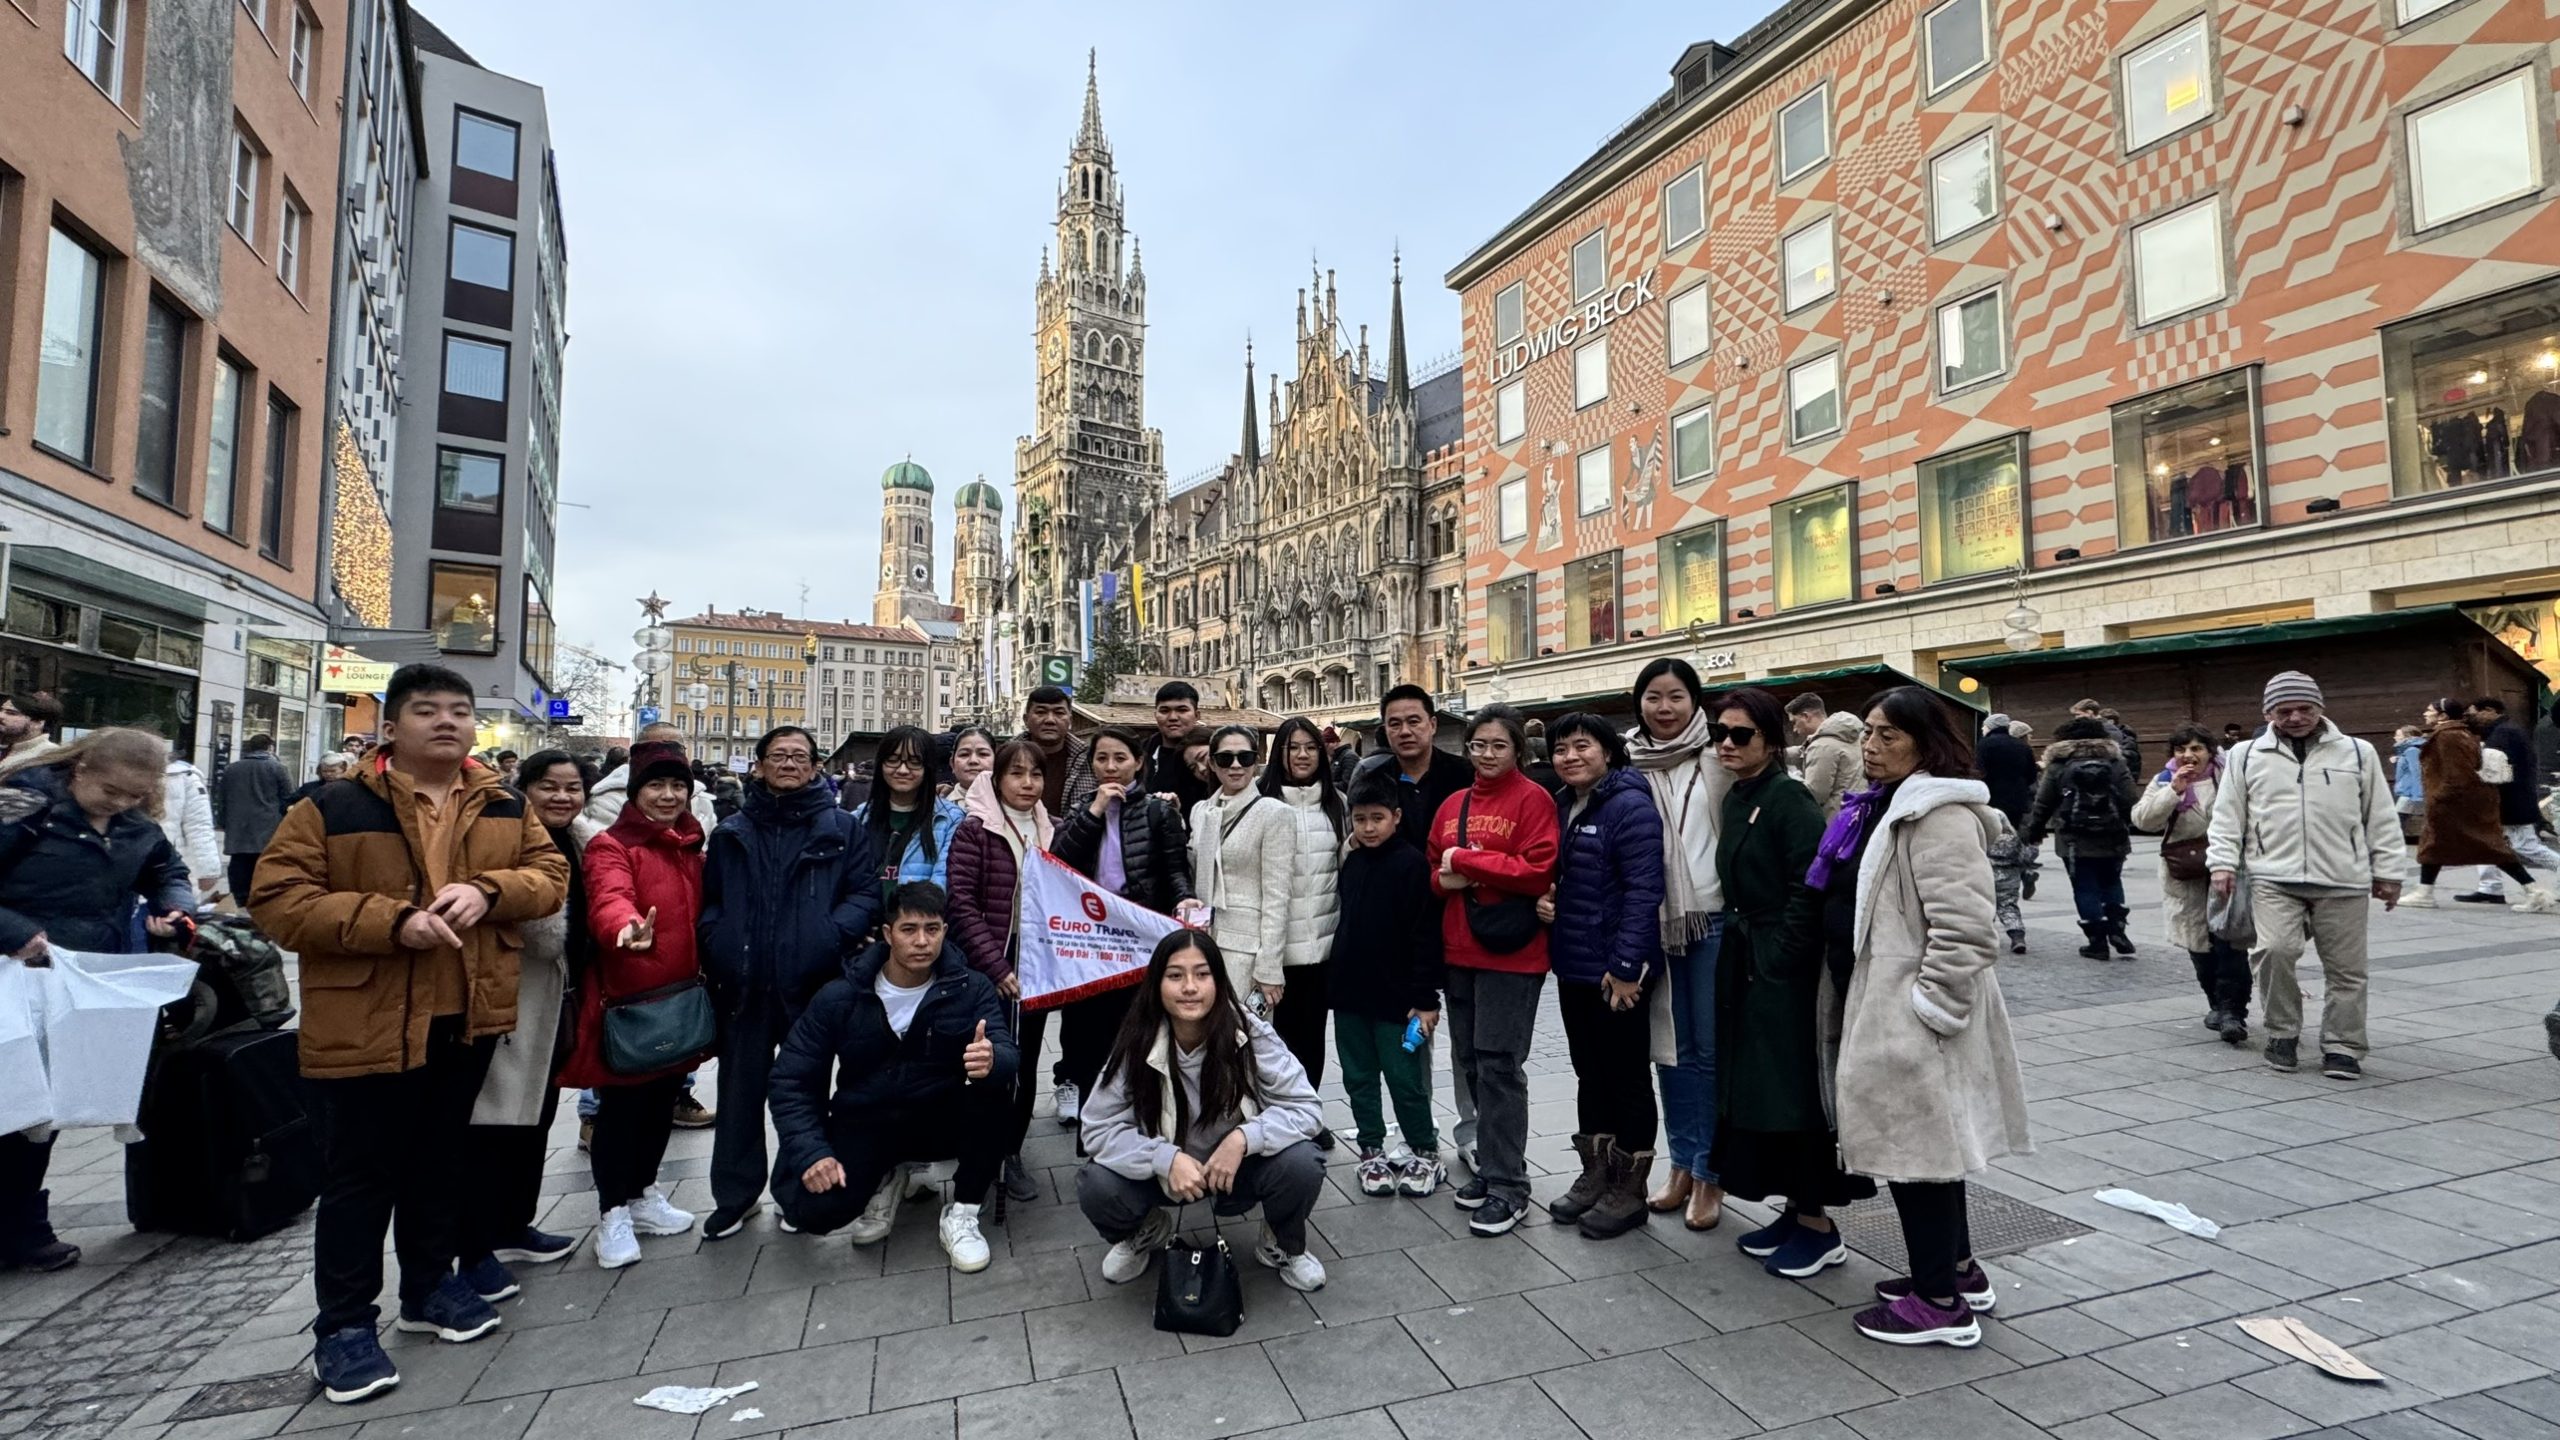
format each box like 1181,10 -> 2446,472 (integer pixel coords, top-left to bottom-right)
1656,919 -> 1723,1181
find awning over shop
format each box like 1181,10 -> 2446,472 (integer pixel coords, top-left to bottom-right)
325,628 -> 446,668
7,545 -> 282,626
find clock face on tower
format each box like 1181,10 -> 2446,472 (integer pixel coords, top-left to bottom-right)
911,563 -> 931,585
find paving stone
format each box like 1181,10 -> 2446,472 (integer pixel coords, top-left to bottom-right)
520,1365 -> 717,1440
801,1267 -> 951,1343
744,1232 -> 885,1293
1261,1316 -> 1449,1419
345,1397 -> 538,1440
2051,1416 -> 2149,1440
1642,1251 -> 1839,1332
706,1338 -> 876,1436
2437,1295 -> 2560,1367
1293,1248 -> 1449,1328
947,1248 -> 1089,1322
2076,1275 -> 2288,1340
2294,1202 -> 2508,1267
2300,1281 -> 2474,1338
2395,1256 -> 2558,1312
1305,1198 -> 1451,1258
1116,1344 -> 1300,1440
868,1316 -> 1030,1412
2415,1392 -> 2560,1440
1384,1375 -> 1581,1440
1840,1384 -> 2058,1440
2211,1222 -> 2423,1289
1021,1291 -> 1185,1380
777,1400 -> 953,1440
2008,1308 -> 2138,1358
2356,1330 -> 2548,1399
642,1286 -> 811,1369
2116,1381 -> 2320,1440
1668,1323 -> 1894,1429
466,1303 -> 667,1401
2345,1413 -> 2490,1440
1518,1271 -> 1710,1359
1793,1312 -> 2022,1398
598,1248 -> 757,1314
1510,1218 -> 1686,1279
2094,1328 -> 2274,1395
1528,1350 -> 1753,1440
954,1368 -> 1130,1440
2234,1363 -> 2434,1428
1395,1292 -> 1585,1387
1399,1234 -> 1570,1304
1975,1355 -> 2165,1427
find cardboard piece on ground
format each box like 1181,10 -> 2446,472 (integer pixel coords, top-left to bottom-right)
2236,1317 -> 2385,1382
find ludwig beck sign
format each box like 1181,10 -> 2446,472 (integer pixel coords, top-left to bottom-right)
1486,269 -> 1659,383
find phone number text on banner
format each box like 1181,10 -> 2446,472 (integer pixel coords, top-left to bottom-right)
1013,848 -> 1183,1012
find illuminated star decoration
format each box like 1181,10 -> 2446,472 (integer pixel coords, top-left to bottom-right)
637,591 -> 671,622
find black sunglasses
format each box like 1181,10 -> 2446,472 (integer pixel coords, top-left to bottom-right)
1212,751 -> 1256,769
1710,723 -> 1760,747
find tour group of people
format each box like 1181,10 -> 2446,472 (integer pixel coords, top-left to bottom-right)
0,658 -> 2548,1404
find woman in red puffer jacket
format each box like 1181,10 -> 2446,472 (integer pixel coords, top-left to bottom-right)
557,741 -> 706,1267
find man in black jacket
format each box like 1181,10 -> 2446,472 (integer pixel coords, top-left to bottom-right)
2460,697 -> 2560,910
1355,685 -> 1474,853
1977,713 -> 2039,954
1139,681 -> 1208,817
217,733 -> 292,902
768,883 -> 1015,1272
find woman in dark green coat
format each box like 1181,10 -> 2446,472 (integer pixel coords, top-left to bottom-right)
1708,688 -> 1876,1280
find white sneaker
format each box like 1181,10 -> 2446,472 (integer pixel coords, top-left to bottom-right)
2399,887 -> 2437,908
596,1207 -> 641,1269
847,1173 -> 900,1246
1054,1079 -> 1082,1125
627,1186 -> 695,1237
939,1202 -> 991,1273
2521,884 -> 2560,915
1253,1228 -> 1326,1292
1101,1207 -> 1176,1284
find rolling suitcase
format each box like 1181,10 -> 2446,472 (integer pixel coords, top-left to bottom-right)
125,1027 -> 320,1241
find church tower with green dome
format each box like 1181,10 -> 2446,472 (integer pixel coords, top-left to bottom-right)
872,457 -> 943,626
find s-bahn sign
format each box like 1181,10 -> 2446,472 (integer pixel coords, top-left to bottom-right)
1486,270 -> 1659,383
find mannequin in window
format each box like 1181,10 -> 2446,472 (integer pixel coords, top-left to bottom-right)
2484,408 -> 2512,480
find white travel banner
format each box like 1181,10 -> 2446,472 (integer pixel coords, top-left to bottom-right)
1012,849 -> 1182,1012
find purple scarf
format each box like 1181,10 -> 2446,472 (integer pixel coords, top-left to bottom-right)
2153,755 -> 2220,815
1805,783 -> 1890,890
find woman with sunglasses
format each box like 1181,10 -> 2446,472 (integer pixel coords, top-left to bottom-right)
1257,717 -> 1346,1131
852,726 -> 965,916
1051,726 -> 1201,1127
1534,713 -> 1664,1238
1186,726 -> 1293,1010
1706,690 -> 1875,1281
1429,705 -> 1559,1237
1625,657 -> 1731,1230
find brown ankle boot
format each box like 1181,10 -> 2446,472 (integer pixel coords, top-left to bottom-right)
1579,1145 -> 1654,1239
1548,1134 -> 1612,1224
1647,1164 -> 1692,1213
1685,1181 -> 1725,1231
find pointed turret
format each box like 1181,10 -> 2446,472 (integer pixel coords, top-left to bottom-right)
1386,249 -> 1411,406
1241,340 -> 1261,469
1077,49 -> 1107,152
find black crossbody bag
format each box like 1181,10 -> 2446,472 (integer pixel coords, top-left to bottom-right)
1456,792 -> 1542,954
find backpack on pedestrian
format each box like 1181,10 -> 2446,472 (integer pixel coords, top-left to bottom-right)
2058,758 -> 2124,837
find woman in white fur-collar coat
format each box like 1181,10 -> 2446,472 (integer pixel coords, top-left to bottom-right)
1804,687 -> 2030,1352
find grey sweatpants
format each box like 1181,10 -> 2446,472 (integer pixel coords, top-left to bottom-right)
2248,883 -> 2370,1060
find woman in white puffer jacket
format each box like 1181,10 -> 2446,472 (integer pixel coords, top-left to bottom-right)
1189,725 -> 1294,1015
1259,718 -> 1345,1133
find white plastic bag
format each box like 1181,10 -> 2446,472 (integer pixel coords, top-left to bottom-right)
2093,1186 -> 2222,1239
36,949 -> 199,1128
0,960 -> 51,1136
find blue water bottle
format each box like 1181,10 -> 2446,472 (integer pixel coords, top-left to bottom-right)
1401,1016 -> 1426,1052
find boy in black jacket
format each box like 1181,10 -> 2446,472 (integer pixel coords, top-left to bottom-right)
1327,775 -> 1447,1197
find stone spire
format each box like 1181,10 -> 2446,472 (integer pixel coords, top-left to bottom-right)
1386,249 -> 1411,406
1241,339 -> 1261,469
1077,49 -> 1107,153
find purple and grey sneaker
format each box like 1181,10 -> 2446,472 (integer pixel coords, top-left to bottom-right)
1853,1292 -> 1982,1347
1876,1261 -> 1996,1313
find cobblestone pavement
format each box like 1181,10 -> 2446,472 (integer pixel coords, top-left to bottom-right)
7,869 -> 2558,1440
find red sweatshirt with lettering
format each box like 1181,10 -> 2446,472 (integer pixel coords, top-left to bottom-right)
1427,766 -> 1561,976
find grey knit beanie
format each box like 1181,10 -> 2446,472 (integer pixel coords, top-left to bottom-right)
2261,671 -> 2324,715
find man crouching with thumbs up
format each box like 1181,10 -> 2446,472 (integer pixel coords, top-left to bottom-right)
767,881 -> 1018,1271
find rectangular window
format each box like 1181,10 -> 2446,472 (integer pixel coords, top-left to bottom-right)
449,222 -> 514,289
1660,525 -> 1723,630
205,358 -> 246,533
2122,17 -> 2214,151
1930,130 -> 1999,242
1563,552 -> 1620,650
242,0 -> 268,29
64,0 -> 125,101
277,195 -> 306,293
288,5 -> 314,96
2131,198 -> 2225,325
454,111 -> 519,180
228,129 -> 260,244
1495,379 -> 1525,443
1782,217 -> 1836,312
1787,352 -> 1843,443
1576,445 -> 1611,516
1918,434 -> 2024,582
36,228 -> 108,464
1486,575 -> 1533,663
2382,277 -> 2560,495
1772,487 -> 1856,610
1672,404 -> 1715,484
1494,281 -> 1525,346
1573,335 -> 1609,409
2396,0 -> 2460,18
1571,229 -> 1606,301
2112,368 -> 2260,542
436,448 -> 502,512
443,335 -> 508,400
135,297 -> 187,503
1667,284 -> 1710,366
1937,287 -> 2006,391
522,581 -> 554,689
2409,71 -> 2540,232
429,562 -> 501,653
1662,166 -> 1706,249
259,394 -> 293,559
1497,475 -> 1528,542
1924,0 -> 1991,95
1779,86 -> 1831,182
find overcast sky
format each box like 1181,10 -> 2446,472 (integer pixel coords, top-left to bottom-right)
413,0 -> 1744,668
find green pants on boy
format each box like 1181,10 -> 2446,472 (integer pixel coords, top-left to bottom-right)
1335,1017 -> 1438,1153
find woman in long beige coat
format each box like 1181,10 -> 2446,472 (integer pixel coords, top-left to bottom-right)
2130,726 -> 2249,1044
1809,687 -> 2030,1352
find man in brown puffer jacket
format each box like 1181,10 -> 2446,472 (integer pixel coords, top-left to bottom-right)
251,664 -> 567,1404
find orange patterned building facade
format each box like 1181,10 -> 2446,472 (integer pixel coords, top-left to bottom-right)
1446,0 -> 2560,719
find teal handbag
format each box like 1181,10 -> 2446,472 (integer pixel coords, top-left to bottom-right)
601,978 -> 718,1077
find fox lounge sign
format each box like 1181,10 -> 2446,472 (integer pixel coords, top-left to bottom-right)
1486,269 -> 1659,383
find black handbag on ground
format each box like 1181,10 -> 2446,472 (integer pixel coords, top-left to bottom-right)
1154,1235 -> 1244,1337
601,977 -> 718,1076
1455,793 -> 1542,954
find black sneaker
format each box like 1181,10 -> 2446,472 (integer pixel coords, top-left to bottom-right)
456,1255 -> 520,1303
1736,1211 -> 1802,1258
1451,1177 -> 1491,1212
2008,932 -> 2026,955
2264,1038 -> 2299,1072
1002,1155 -> 1040,1203
1467,1195 -> 1523,1236
492,1226 -> 576,1265
2203,1007 -> 2226,1032
2218,1013 -> 2249,1046
392,1276 -> 501,1343
2322,1053 -> 2361,1081
312,1326 -> 400,1405
700,1204 -> 754,1241
2455,891 -> 2507,904
0,1238 -> 79,1273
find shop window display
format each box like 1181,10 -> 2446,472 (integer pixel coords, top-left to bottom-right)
1772,487 -> 1855,610
1563,552 -> 1620,650
1659,524 -> 1722,629
2110,368 -> 2260,544
2384,280 -> 2560,495
1486,575 -> 1533,662
1918,435 -> 2024,582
